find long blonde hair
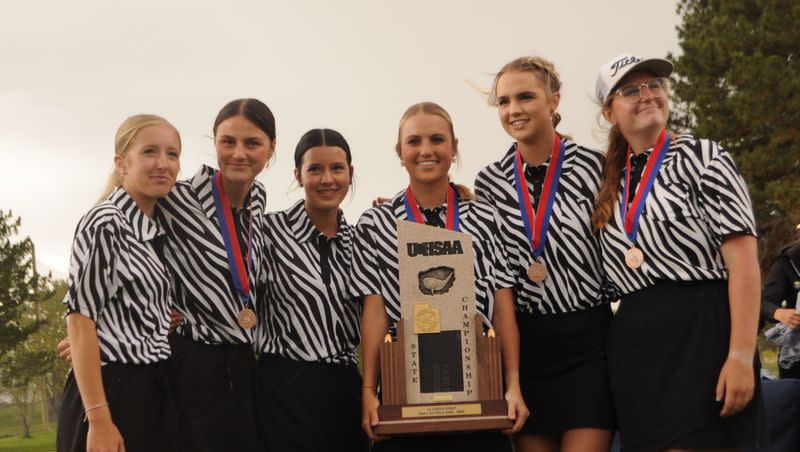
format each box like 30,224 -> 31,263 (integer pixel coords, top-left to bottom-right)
395,102 -> 474,201
98,114 -> 181,202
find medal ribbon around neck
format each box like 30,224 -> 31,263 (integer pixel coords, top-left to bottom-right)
620,128 -> 671,243
403,184 -> 460,231
513,133 -> 565,257
211,171 -> 253,308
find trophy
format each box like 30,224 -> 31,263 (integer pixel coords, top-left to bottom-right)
374,220 -> 512,435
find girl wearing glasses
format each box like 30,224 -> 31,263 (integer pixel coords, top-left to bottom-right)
474,56 -> 615,452
353,102 -> 528,451
593,54 -> 767,451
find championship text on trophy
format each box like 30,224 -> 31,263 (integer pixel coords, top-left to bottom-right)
374,221 -> 512,435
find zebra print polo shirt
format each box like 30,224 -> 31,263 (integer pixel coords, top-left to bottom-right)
159,165 -> 267,346
258,200 -> 360,365
474,139 -> 608,314
64,187 -> 173,365
599,133 -> 757,297
349,187 -> 515,328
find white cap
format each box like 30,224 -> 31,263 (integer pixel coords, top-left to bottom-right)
595,54 -> 673,104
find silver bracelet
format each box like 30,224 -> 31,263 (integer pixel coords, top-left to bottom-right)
83,402 -> 109,422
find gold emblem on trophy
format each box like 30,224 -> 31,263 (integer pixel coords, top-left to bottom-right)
413,304 -> 441,334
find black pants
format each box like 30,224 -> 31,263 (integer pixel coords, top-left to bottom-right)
56,361 -> 176,452
168,334 -> 262,452
257,354 -> 369,452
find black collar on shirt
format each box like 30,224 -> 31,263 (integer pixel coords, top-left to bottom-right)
388,183 -> 470,224
288,199 -> 348,243
500,141 -> 575,189
109,187 -> 166,242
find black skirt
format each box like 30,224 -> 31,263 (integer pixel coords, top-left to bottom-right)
56,361 -> 177,452
516,303 -> 616,435
370,430 -> 512,452
167,334 -> 262,452
256,353 -> 369,452
608,279 -> 769,451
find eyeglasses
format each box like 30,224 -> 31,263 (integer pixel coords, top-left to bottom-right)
614,77 -> 669,102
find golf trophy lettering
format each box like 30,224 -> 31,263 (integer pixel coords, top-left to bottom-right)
374,220 -> 512,435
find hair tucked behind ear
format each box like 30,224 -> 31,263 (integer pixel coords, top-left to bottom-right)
98,114 -> 180,203
592,124 -> 628,229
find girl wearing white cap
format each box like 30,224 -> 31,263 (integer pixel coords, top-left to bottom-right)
593,54 -> 767,451
475,56 -> 615,452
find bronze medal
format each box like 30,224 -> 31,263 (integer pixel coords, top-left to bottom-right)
527,262 -> 548,282
624,247 -> 644,269
237,307 -> 256,330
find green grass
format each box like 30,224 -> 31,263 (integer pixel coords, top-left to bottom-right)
0,431 -> 56,452
759,335 -> 780,377
0,403 -> 55,451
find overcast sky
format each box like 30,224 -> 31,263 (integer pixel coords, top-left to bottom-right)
0,1 -> 681,276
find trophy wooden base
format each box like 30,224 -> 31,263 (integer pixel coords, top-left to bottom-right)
374,400 -> 513,435
374,316 -> 512,436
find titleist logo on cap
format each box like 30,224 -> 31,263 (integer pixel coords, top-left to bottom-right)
609,55 -> 643,77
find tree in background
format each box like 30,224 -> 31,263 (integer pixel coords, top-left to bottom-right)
668,0 -> 800,268
31,281 -> 70,431
0,209 -> 56,437
0,210 -> 49,360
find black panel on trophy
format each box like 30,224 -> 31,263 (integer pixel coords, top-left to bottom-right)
418,330 -> 464,393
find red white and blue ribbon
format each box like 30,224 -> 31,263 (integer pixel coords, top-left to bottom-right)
513,133 -> 565,258
403,184 -> 460,232
620,128 -> 671,242
210,171 -> 253,307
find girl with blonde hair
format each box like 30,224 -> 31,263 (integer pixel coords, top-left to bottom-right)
57,114 -> 181,452
475,56 -> 615,452
352,101 -> 527,451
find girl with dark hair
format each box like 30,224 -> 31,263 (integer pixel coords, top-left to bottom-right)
474,56 -> 615,452
160,98 -> 275,452
256,128 -> 368,452
353,102 -> 527,451
593,54 -> 767,451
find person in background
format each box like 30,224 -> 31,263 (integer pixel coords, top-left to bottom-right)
761,238 -> 800,378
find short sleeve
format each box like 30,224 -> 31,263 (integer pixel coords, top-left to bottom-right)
63,223 -> 118,320
349,212 -> 382,299
698,144 -> 757,240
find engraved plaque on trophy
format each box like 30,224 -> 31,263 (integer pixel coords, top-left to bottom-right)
374,220 -> 513,435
